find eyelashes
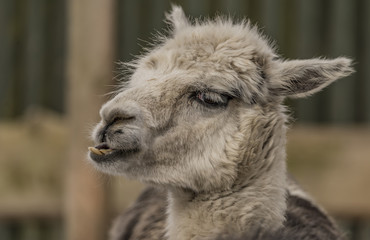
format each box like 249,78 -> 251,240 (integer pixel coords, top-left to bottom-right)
190,91 -> 231,108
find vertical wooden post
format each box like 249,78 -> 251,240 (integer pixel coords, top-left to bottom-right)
65,1 -> 115,240
0,0 -> 13,118
328,0 -> 356,123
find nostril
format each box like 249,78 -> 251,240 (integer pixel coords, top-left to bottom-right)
98,109 -> 137,143
100,129 -> 108,143
98,116 -> 134,142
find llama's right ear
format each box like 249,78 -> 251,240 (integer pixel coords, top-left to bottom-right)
269,57 -> 354,98
165,5 -> 190,34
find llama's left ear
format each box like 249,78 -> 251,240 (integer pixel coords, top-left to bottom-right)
269,57 -> 354,98
166,5 -> 190,34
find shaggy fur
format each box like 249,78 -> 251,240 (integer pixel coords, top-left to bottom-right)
88,6 -> 353,240
109,184 -> 344,240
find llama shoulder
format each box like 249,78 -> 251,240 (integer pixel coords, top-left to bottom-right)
109,187 -> 167,240
109,182 -> 341,240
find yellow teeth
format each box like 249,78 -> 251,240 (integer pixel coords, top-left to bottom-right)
100,149 -> 113,154
88,147 -> 113,156
88,147 -> 103,155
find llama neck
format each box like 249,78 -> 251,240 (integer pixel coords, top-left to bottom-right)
166,123 -> 288,240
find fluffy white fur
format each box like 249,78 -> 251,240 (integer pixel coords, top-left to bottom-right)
89,6 -> 354,240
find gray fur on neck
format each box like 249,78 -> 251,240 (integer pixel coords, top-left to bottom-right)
166,114 -> 288,240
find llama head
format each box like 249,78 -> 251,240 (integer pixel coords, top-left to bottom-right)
89,6 -> 353,193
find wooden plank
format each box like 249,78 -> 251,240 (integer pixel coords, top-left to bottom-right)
259,0 -> 282,48
46,219 -> 63,240
315,0 -> 333,123
360,0 -> 370,123
25,0 -> 46,110
295,0 -> 322,123
0,0 -> 15,118
117,0 -> 141,62
280,0 -> 298,58
146,0 -> 168,31
295,0 -> 323,59
280,0 -> 299,118
327,0 -> 356,123
0,0 -> 28,118
217,0 -> 249,19
187,0 -> 211,17
43,0 -> 66,113
0,223 -> 12,240
20,219 -> 40,240
138,0 -> 166,51
259,0 -> 300,121
287,126 -> 370,217
10,0 -> 28,117
350,0 -> 366,123
65,0 -> 116,240
247,0 -> 263,27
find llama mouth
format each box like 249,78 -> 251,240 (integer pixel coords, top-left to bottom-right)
88,143 -> 139,162
88,143 -> 114,156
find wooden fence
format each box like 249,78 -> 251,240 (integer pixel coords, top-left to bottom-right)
1,0 -> 369,123
0,0 -> 66,118
1,0 -> 370,240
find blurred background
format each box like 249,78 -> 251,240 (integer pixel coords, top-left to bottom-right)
0,0 -> 369,239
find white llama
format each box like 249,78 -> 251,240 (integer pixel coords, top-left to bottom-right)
88,6 -> 353,240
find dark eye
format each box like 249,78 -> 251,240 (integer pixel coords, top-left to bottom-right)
194,91 -> 230,107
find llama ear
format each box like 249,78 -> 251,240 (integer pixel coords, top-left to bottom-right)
166,5 -> 190,34
270,57 -> 354,98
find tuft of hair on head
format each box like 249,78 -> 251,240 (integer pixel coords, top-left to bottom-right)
165,5 -> 190,34
269,57 -> 354,98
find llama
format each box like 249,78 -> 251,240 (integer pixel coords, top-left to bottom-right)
88,6 -> 353,240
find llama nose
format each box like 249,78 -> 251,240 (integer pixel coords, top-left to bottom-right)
99,110 -> 136,143
100,117 -> 131,143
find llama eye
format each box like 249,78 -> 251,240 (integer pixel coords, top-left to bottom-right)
194,91 -> 230,107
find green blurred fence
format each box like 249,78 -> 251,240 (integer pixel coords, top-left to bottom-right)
0,218 -> 63,240
0,0 -> 67,118
1,0 -> 369,123
1,0 -> 370,240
